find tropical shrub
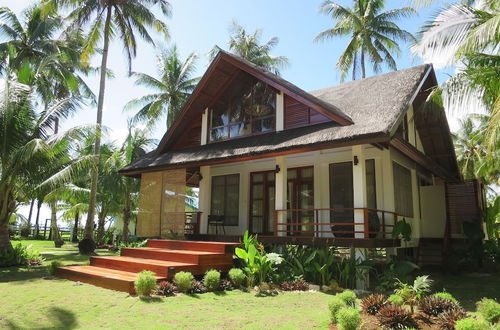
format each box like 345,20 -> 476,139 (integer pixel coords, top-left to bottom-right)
433,292 -> 459,304
337,290 -> 357,308
134,271 -> 157,296
47,260 -> 62,276
235,231 -> 282,285
203,269 -> 221,292
173,271 -> 193,293
362,294 -> 387,315
336,307 -> 361,330
418,296 -> 458,317
476,298 -> 500,324
387,294 -> 404,306
395,275 -> 433,312
435,305 -> 467,330
377,305 -> 418,330
455,317 -> 491,330
0,244 -> 42,267
228,268 -> 246,288
279,280 -> 309,291
189,280 -> 206,294
157,281 -> 176,296
219,279 -> 234,291
329,296 -> 347,324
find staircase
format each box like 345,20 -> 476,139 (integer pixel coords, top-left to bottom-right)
55,240 -> 239,294
417,238 -> 443,267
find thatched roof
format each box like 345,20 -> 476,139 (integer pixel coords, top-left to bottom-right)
120,63 -> 435,176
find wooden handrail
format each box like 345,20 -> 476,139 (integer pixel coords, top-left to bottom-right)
273,207 -> 399,239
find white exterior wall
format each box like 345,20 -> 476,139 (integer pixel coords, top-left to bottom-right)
198,144 -> 397,236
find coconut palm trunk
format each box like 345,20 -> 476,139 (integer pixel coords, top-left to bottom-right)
85,6 -> 112,241
360,49 -> 366,79
34,199 -> 42,238
27,199 -> 35,227
50,202 -> 64,247
96,211 -> 107,245
72,210 -> 79,243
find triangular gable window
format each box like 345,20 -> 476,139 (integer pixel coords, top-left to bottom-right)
209,74 -> 278,142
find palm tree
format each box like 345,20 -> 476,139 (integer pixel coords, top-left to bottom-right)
210,21 -> 289,75
314,0 -> 416,81
0,5 -> 92,102
412,0 -> 499,150
43,0 -> 171,247
0,67 -> 86,251
125,46 -> 199,129
114,125 -> 155,243
453,114 -> 499,185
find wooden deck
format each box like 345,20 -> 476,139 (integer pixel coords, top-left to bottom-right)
55,240 -> 238,294
187,234 -> 401,248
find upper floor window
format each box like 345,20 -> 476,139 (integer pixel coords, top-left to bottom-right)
209,76 -> 276,142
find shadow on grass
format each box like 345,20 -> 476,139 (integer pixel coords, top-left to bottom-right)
139,296 -> 163,303
213,290 -> 227,296
5,307 -> 78,330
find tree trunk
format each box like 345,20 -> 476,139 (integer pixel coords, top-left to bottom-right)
72,210 -> 79,243
360,49 -> 366,79
352,52 -> 358,81
27,199 -> 34,226
85,5 -> 112,242
0,188 -> 14,251
0,222 -> 12,252
51,202 -> 64,247
34,200 -> 42,238
96,211 -> 107,245
122,196 -> 131,244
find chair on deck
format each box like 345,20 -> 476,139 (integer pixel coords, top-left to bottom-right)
208,215 -> 226,235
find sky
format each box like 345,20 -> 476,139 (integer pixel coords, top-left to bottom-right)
2,0 -> 462,224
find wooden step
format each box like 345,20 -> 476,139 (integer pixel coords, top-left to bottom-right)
55,266 -> 166,294
121,247 -> 232,265
90,256 -> 197,277
147,239 -> 239,253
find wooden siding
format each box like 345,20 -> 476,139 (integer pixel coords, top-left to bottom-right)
282,95 -> 331,129
445,180 -> 484,235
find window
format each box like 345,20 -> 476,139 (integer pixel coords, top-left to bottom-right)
366,159 -> 377,209
209,75 -> 276,142
393,162 -> 413,217
211,174 -> 240,226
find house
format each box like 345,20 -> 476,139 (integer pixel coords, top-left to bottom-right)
120,51 -> 484,262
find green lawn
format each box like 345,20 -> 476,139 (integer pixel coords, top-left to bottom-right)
1,240 -> 499,329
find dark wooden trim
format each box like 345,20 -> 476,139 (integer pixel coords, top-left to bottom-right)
390,137 -> 459,182
120,135 -> 391,177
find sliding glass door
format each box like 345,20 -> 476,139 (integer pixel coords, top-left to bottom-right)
329,159 -> 378,238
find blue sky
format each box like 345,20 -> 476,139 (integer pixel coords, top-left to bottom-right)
4,0 -> 458,144
3,0 -> 462,222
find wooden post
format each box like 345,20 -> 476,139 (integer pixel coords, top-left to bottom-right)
363,208 -> 369,238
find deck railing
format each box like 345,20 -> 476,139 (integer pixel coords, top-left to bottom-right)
274,208 -> 399,239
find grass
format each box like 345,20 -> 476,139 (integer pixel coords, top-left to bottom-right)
1,240 -> 499,329
0,240 -> 333,329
